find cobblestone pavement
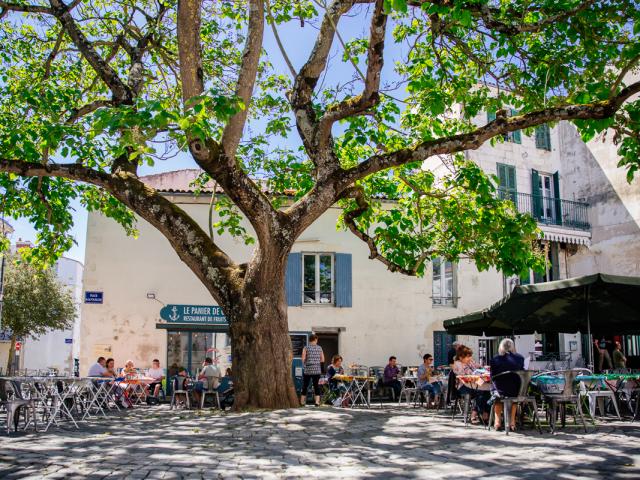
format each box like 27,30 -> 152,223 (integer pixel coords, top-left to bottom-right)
1,405 -> 639,479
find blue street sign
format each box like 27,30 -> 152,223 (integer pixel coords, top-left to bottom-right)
65,338 -> 73,344
159,304 -> 228,325
84,291 -> 103,304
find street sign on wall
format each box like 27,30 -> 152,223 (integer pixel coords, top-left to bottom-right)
160,305 -> 228,325
84,291 -> 103,304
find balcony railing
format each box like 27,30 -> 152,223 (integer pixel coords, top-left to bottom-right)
498,189 -> 590,231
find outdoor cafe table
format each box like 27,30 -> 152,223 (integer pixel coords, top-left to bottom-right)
333,374 -> 375,408
115,376 -> 155,405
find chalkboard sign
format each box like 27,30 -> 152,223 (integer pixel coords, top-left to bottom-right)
290,334 -> 308,357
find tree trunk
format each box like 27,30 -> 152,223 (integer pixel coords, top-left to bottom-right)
228,254 -> 299,410
6,334 -> 16,375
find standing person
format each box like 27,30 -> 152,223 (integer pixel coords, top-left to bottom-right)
448,341 -> 460,366
595,338 -> 613,372
147,359 -> 165,397
417,354 -> 442,405
613,341 -> 627,369
490,338 -> 525,432
300,334 -> 324,406
383,356 -> 402,399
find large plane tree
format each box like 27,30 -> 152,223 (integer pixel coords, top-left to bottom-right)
1,0 -> 639,409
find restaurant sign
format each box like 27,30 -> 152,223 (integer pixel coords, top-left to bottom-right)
160,304 -> 228,325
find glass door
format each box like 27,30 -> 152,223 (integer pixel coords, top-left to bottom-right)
538,173 -> 555,223
167,331 -> 189,379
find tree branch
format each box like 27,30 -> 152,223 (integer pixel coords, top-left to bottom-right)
342,186 -> 428,275
221,0 -> 265,158
0,158 -> 240,304
338,81 -> 640,189
265,0 -> 296,78
177,0 -> 204,103
49,0 -> 133,103
0,1 -> 51,15
316,0 -> 387,144
290,0 -> 355,150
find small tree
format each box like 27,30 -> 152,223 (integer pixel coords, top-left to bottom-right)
2,255 -> 76,374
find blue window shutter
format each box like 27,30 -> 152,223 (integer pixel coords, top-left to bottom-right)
285,253 -> 302,306
335,253 -> 352,308
510,109 -> 522,143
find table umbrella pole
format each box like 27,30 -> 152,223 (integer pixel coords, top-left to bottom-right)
586,285 -> 593,371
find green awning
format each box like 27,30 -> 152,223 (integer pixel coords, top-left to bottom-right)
444,273 -> 640,336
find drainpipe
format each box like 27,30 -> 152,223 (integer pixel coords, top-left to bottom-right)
0,253 -> 5,330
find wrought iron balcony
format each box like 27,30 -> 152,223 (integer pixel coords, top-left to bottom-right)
498,189 -> 590,231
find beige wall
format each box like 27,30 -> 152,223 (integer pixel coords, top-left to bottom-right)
80,195 -> 504,374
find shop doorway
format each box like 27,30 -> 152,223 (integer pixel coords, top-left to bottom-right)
166,330 -> 231,379
316,332 -> 339,365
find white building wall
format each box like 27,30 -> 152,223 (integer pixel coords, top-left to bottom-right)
79,194 -> 504,374
21,257 -> 83,374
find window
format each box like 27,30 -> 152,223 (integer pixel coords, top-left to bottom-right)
520,242 -> 559,285
535,124 -> 552,150
303,253 -> 334,304
487,109 -> 521,144
497,163 -> 517,203
432,258 -> 457,306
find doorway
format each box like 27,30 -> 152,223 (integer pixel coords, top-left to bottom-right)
316,332 -> 339,365
166,330 -> 231,379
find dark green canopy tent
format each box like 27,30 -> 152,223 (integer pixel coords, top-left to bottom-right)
443,273 -> 640,367
444,273 -> 640,336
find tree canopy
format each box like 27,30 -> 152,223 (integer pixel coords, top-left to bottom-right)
2,0 -> 639,408
0,1 -> 638,279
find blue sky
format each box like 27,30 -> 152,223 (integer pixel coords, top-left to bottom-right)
8,6 -> 389,264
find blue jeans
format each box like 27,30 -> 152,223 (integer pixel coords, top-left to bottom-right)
420,382 -> 442,397
458,386 -> 490,414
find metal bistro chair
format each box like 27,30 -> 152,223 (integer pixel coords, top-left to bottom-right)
578,373 -> 621,420
200,375 -> 222,409
539,370 -> 589,434
488,371 -> 542,435
0,379 -> 37,433
170,376 -> 191,410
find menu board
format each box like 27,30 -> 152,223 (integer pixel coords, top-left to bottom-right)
290,334 -> 308,357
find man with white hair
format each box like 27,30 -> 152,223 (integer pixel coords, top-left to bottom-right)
490,338 -> 525,431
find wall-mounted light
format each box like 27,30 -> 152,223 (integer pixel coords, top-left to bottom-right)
146,292 -> 165,305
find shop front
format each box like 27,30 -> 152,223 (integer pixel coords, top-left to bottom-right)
156,304 -> 231,384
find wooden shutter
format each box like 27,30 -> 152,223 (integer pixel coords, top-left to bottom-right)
510,109 -> 522,143
535,124 -> 551,150
285,253 -> 302,306
335,253 -> 352,307
553,171 -> 562,225
531,169 -> 543,219
497,163 -> 517,203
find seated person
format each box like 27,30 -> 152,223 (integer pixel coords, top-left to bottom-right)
417,354 -> 442,405
120,359 -> 137,377
327,355 -> 346,393
88,357 -> 112,377
383,356 -> 402,398
490,338 -> 525,431
147,358 -> 165,397
193,357 -> 221,407
453,345 -> 491,424
104,358 -> 117,377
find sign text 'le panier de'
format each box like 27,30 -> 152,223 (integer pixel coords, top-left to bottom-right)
160,304 -> 228,325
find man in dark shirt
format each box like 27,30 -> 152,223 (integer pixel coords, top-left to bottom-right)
383,356 -> 402,398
